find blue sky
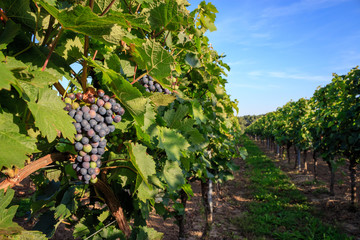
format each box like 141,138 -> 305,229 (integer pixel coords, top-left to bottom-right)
188,0 -> 360,116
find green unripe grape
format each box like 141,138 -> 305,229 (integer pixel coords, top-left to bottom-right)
72,102 -> 80,109
104,102 -> 112,110
90,162 -> 97,168
83,144 -> 92,153
64,97 -> 72,104
90,177 -> 98,184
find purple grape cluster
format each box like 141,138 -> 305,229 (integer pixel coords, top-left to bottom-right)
63,89 -> 125,184
139,75 -> 171,94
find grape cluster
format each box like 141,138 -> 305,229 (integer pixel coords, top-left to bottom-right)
63,89 -> 125,184
139,75 -> 171,94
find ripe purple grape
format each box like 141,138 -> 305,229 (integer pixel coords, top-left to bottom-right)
83,155 -> 91,162
81,137 -> 89,145
82,162 -> 90,169
75,142 -> 83,151
103,95 -> 110,102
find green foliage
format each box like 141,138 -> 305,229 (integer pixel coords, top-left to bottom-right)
0,0 -> 241,238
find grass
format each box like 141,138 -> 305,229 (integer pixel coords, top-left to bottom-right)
234,135 -> 352,240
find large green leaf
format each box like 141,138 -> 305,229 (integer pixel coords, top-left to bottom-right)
27,88 -> 76,142
157,126 -> 189,161
133,39 -> 174,81
163,160 -> 184,191
0,0 -> 36,30
0,20 -> 21,50
36,1 -> 148,45
149,0 -> 184,31
86,58 -> 147,126
0,62 -> 17,91
163,104 -> 189,128
125,142 -> 156,187
0,112 -> 37,168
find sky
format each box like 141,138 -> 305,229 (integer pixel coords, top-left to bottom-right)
188,0 -> 360,116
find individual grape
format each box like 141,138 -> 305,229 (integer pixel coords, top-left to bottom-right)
99,107 -> 106,115
72,164 -> 77,170
64,103 -> 71,111
143,77 -> 149,84
91,148 -> 98,154
80,168 -> 88,176
81,120 -> 89,127
96,161 -> 102,168
89,110 -> 96,118
97,147 -> 105,155
83,155 -> 91,162
88,97 -> 95,103
68,93 -> 75,100
83,144 -> 92,153
90,177 -> 98,184
76,156 -> 83,162
94,125 -> 102,133
108,125 -> 115,132
78,175 -> 83,181
118,107 -> 125,116
158,88 -> 163,93
98,129 -> 106,137
105,116 -> 113,124
81,137 -> 89,145
103,95 -> 110,102
87,129 -> 95,137
74,114 -> 82,123
79,151 -> 87,157
64,97 -> 72,104
74,123 -> 81,131
69,109 -> 76,118
76,93 -> 83,100
91,141 -> 99,148
91,154 -> 98,162
75,134 -> 82,142
72,102 -> 80,109
114,115 -> 121,123
83,112 -> 91,120
92,135 -> 100,143
99,139 -> 107,148
106,109 -> 113,116
84,174 -> 91,181
112,104 -> 120,113
97,89 -> 105,97
83,124 -> 91,131
97,99 -> 105,107
82,162 -> 90,169
81,106 -> 90,113
90,162 -> 97,169
75,142 -> 83,151
95,114 -> 103,122
148,80 -> 154,86
89,119 -> 97,127
109,98 -> 116,105
149,85 -> 155,92
91,104 -> 98,112
88,168 -> 95,175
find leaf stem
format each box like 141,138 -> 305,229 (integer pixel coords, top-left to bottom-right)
41,16 -> 55,46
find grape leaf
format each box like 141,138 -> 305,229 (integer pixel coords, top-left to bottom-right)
149,0 -> 184,31
0,20 -> 21,50
86,57 -> 147,126
92,225 -> 125,240
0,62 -> 17,91
133,39 -> 174,81
0,112 -> 38,168
191,99 -> 207,124
36,1 -> 149,45
163,105 -> 189,128
149,92 -> 176,106
163,160 -> 184,191
157,127 -> 189,161
27,88 -> 76,142
0,189 -> 24,236
125,142 -> 156,187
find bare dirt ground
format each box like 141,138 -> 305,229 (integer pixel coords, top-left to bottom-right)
11,138 -> 360,239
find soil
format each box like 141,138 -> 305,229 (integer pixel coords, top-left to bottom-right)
11,138 -> 360,239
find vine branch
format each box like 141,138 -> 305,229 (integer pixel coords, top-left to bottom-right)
0,153 -> 67,191
41,28 -> 64,71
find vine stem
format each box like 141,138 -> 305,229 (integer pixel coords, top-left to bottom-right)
41,28 -> 64,71
94,179 -> 131,238
0,153 -> 67,191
